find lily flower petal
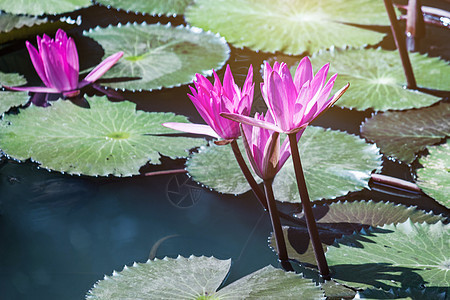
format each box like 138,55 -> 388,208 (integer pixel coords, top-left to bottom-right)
220,112 -> 283,133
162,122 -> 220,139
80,51 -> 124,87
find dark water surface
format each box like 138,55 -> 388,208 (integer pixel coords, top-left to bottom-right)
0,2 -> 449,299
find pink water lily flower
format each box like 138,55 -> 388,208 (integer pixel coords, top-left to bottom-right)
163,65 -> 254,144
6,29 -> 123,98
241,112 -> 299,180
222,58 -> 348,134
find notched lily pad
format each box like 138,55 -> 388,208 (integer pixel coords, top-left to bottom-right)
326,219 -> 450,291
270,200 -> 445,265
84,22 -> 230,91
357,287 -> 447,300
186,0 -> 388,55
309,48 -> 448,111
361,102 -> 450,163
187,126 -> 381,202
86,255 -> 324,299
0,0 -> 91,16
416,140 -> 450,208
0,96 -> 204,176
95,0 -> 192,16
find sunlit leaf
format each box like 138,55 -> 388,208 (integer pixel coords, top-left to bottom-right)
0,96 -> 204,176
417,140 -> 450,208
361,102 -> 450,163
273,127 -> 382,202
95,0 -> 192,16
186,0 -> 388,55
0,72 -> 28,115
326,220 -> 450,290
308,48 -> 448,111
0,0 -> 91,16
187,127 -> 381,201
86,255 -> 324,299
84,22 -> 229,91
270,201 -> 445,265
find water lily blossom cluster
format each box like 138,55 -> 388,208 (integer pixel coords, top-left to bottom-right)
163,65 -> 254,144
222,57 -> 349,134
6,29 -> 123,98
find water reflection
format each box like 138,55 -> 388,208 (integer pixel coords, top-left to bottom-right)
0,161 -> 276,299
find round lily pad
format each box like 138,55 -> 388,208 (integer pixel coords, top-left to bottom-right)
361,102 -> 450,163
84,22 -> 230,91
326,220 -> 450,291
0,72 -> 29,115
186,126 -> 381,202
0,0 -> 91,16
309,48 -> 449,111
273,127 -> 382,202
416,140 -> 450,208
270,201 -> 445,266
0,96 -> 204,177
86,255 -> 324,299
185,0 -> 388,55
95,0 -> 192,16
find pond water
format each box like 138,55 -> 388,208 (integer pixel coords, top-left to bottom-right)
0,2 -> 449,299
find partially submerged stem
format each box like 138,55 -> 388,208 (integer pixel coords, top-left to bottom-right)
230,140 -> 268,211
371,173 -> 422,193
288,133 -> 330,280
144,169 -> 187,176
263,178 -> 294,272
383,0 -> 418,89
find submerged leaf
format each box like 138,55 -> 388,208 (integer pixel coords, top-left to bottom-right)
361,102 -> 450,163
0,0 -> 91,16
187,127 -> 381,201
326,220 -> 450,291
86,255 -> 324,299
0,96 -> 204,176
416,140 -> 450,208
309,48 -> 448,111
95,0 -> 192,16
84,22 -> 229,91
186,0 -> 388,55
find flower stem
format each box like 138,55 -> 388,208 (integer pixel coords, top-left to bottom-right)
288,133 -> 330,279
371,173 -> 422,193
230,140 -> 268,211
263,178 -> 293,272
383,0 -> 417,89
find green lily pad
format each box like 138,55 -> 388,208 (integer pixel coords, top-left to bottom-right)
308,48 -> 448,111
417,141 -> 450,208
86,255 -> 324,299
0,96 -> 204,176
185,0 -> 388,55
357,287 -> 447,300
0,0 -> 91,16
0,72 -> 29,115
84,22 -> 229,91
273,127 -> 381,202
0,13 -> 79,44
187,126 -> 381,201
270,201 -> 444,266
326,220 -> 450,291
95,0 -> 192,16
361,102 -> 450,163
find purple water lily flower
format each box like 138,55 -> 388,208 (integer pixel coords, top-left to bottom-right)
163,65 -> 254,145
241,112 -> 298,180
222,57 -> 348,134
6,29 -> 123,98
